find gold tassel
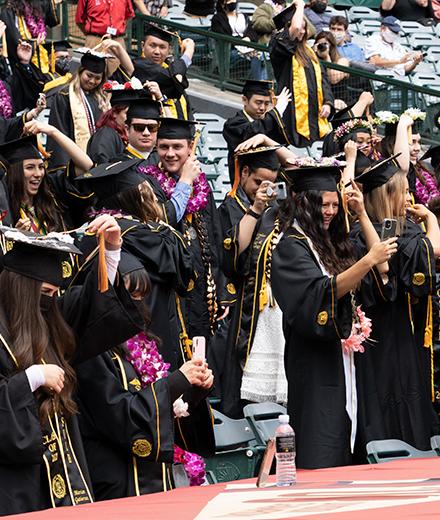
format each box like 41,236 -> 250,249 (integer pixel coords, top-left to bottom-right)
228,156 -> 240,197
259,273 -> 268,311
50,42 -> 55,74
37,136 -> 51,159
424,295 -> 433,348
338,181 -> 350,233
98,233 -> 108,293
191,129 -> 201,155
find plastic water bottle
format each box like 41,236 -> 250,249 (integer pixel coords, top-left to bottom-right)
275,414 -> 296,487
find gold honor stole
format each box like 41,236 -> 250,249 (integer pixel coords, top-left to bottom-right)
292,47 -> 331,140
161,62 -> 188,120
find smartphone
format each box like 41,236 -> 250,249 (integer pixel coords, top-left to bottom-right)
380,218 -> 398,241
267,182 -> 287,201
192,336 -> 206,361
256,438 -> 276,488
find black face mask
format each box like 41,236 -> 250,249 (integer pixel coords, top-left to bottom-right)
226,2 -> 237,12
55,57 -> 72,75
311,1 -> 327,13
40,293 -> 55,313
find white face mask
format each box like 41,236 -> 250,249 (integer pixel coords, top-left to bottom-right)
331,31 -> 345,44
382,28 -> 399,44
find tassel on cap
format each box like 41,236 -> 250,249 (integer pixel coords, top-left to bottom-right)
228,156 -> 240,197
50,42 -> 55,74
424,295 -> 433,348
98,233 -> 108,293
338,180 -> 350,233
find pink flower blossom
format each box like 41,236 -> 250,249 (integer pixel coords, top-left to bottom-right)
23,3 -> 46,39
341,305 -> 372,355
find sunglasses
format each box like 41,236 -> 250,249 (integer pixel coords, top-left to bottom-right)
130,123 -> 161,133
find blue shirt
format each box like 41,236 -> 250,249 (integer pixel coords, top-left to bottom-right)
171,181 -> 192,222
337,41 -> 365,63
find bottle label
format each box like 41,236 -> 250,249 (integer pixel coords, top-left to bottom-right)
276,436 -> 295,454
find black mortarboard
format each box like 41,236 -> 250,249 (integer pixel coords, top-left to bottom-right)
284,165 -> 341,192
77,48 -> 113,74
354,154 -> 401,193
411,119 -> 424,135
242,79 -> 273,98
384,121 -> 398,137
273,4 -> 295,31
355,149 -> 373,176
0,135 -> 41,165
76,158 -> 144,202
126,96 -> 162,120
109,89 -> 146,107
144,23 -> 176,43
236,146 -> 280,171
119,251 -> 144,277
330,103 -> 355,123
43,40 -> 72,54
1,227 -> 81,286
420,145 -> 440,169
157,118 -> 199,140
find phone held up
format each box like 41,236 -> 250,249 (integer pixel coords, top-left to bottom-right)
380,218 -> 398,241
267,182 -> 287,201
192,336 -> 206,361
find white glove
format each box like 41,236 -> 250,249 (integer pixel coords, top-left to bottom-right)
275,87 -> 292,116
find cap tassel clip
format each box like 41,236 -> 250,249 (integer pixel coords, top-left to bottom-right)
98,233 -> 108,293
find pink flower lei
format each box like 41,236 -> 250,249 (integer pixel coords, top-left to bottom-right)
126,332 -> 206,486
415,166 -> 440,206
23,3 -> 47,39
139,164 -> 211,215
341,304 -> 372,355
0,81 -> 13,119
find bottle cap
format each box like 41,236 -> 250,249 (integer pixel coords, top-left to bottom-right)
279,414 -> 290,424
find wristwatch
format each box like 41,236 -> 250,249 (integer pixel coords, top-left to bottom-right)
246,207 -> 262,219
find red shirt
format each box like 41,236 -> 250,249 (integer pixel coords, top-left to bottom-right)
76,0 -> 135,36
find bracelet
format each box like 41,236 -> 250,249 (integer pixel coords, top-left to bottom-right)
246,207 -> 262,219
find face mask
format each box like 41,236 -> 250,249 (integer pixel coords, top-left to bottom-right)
311,1 -> 327,13
40,294 -> 54,313
55,57 -> 72,75
382,28 -> 399,44
226,2 -> 237,12
332,31 -> 345,44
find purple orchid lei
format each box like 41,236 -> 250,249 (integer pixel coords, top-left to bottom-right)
415,166 -> 440,205
23,3 -> 47,39
0,81 -> 13,119
138,164 -> 211,215
126,332 -> 206,486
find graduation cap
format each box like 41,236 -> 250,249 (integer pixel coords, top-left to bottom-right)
0,227 -> 81,287
144,23 -> 177,44
0,135 -> 41,166
76,48 -> 114,74
355,149 -> 373,177
242,79 -> 274,98
273,4 -> 295,31
420,145 -> 440,169
126,96 -> 162,120
109,89 -> 145,107
119,251 -> 145,277
236,146 -> 280,171
157,118 -> 201,140
283,165 -> 341,193
43,40 -> 72,54
330,103 -> 355,123
76,158 -> 145,202
354,154 -> 401,194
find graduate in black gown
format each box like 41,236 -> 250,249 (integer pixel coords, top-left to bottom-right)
351,158 -> 440,454
272,165 -> 397,469
269,2 -> 333,148
0,216 -> 143,515
133,24 -> 194,121
76,252 -> 215,499
75,159 -> 195,372
222,80 -> 290,182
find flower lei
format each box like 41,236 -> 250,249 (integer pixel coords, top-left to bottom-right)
23,3 -> 46,39
333,119 -> 374,142
126,332 -> 206,486
415,166 -> 440,205
103,77 -> 144,92
404,107 -> 426,122
341,303 -> 372,355
0,81 -> 13,119
373,111 -> 399,125
289,156 -> 347,168
139,164 -> 211,215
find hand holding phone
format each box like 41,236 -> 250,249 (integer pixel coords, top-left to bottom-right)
192,336 -> 206,361
380,218 -> 398,241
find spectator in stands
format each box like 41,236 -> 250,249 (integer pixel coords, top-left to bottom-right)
184,0 -> 216,16
270,1 -> 333,148
211,1 -> 250,38
365,16 -> 423,76
380,0 -> 432,22
133,0 -> 173,18
304,0 -> 333,33
329,16 -> 365,64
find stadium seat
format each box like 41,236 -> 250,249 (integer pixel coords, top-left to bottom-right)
243,403 -> 287,446
408,33 -> 440,50
430,435 -> 440,454
400,21 -> 430,35
357,19 -> 381,35
239,2 -> 257,14
347,5 -> 380,22
366,439 -> 438,464
411,72 -> 440,89
425,47 -> 440,63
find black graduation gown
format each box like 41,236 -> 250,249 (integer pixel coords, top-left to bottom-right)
272,228 -> 353,469
433,261 -> 440,415
76,348 -> 215,499
220,203 -> 281,418
133,57 -> 192,120
0,265 -> 143,516
47,86 -> 102,169
75,217 -> 195,371
269,29 -> 334,148
86,126 -> 126,165
223,109 -> 289,183
352,219 -> 440,453
9,62 -> 47,113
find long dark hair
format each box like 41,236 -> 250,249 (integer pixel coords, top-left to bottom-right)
0,271 -> 77,422
278,190 -> 356,274
315,30 -> 341,62
6,161 -> 64,231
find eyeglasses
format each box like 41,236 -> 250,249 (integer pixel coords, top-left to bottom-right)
130,123 -> 161,133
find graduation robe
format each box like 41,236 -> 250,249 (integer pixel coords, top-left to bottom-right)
76,347 -> 215,499
272,228 -> 353,469
86,126 -> 126,165
269,29 -> 334,148
351,219 -> 440,453
0,265 -> 143,516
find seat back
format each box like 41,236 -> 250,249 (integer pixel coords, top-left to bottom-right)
213,409 -> 256,451
243,402 -> 287,446
366,439 -> 438,464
